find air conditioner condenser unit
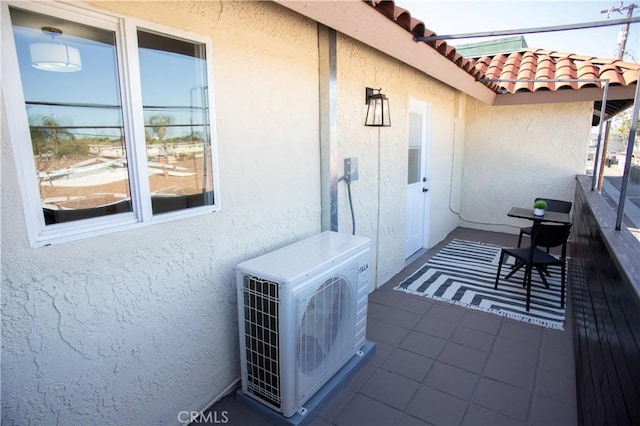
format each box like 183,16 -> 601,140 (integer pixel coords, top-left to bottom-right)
236,231 -> 371,419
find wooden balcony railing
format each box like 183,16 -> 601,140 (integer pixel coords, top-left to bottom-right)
571,175 -> 640,425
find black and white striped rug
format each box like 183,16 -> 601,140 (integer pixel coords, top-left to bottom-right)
394,239 -> 566,330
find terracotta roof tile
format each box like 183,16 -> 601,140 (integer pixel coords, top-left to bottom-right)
409,17 -> 425,36
392,7 -> 412,29
623,68 -> 640,85
364,1 -> 639,96
600,65 -> 626,85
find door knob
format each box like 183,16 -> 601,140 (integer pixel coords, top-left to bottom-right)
423,188 -> 429,193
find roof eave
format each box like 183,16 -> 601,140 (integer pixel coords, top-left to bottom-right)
274,0 -> 497,105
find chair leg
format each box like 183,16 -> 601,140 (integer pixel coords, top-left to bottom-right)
517,231 -> 524,248
495,251 -> 506,289
560,261 -> 566,308
505,261 -> 524,280
535,266 -> 550,288
525,265 -> 532,312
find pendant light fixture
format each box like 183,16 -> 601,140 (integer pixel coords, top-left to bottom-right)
30,27 -> 82,73
364,87 -> 391,127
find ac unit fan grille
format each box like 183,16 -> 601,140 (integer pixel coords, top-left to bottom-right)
297,276 -> 350,376
242,275 -> 281,408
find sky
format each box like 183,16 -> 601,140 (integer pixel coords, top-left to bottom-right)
394,1 -> 639,61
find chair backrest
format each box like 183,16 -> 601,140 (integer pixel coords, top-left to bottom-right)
535,197 -> 572,214
530,223 -> 572,250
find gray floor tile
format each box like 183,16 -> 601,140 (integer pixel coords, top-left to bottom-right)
413,316 -> 457,339
491,336 -> 539,367
482,354 -> 536,390
459,310 -> 502,335
451,325 -> 496,352
205,393 -> 271,426
360,369 -> 420,410
425,303 -> 466,323
472,378 -> 531,421
318,388 -> 356,423
382,307 -> 423,330
398,330 -> 447,360
405,386 -> 468,425
367,318 -> 409,346
425,362 -> 480,400
438,342 -> 488,374
534,368 -> 577,405
368,301 -> 391,321
394,413 -> 433,426
346,363 -> 376,392
498,319 -> 543,346
462,404 -> 525,426
538,348 -> 575,378
333,394 -> 402,426
369,290 -> 432,316
382,348 -> 434,383
395,296 -> 434,316
529,393 -> 578,426
369,341 -> 394,367
309,416 -> 332,426
541,327 -> 573,355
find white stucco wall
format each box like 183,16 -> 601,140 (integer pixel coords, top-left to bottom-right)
2,1 -> 594,424
335,38 -> 461,289
1,2 -> 322,424
459,99 -> 593,234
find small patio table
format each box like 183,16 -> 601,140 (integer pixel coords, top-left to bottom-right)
507,207 -> 572,225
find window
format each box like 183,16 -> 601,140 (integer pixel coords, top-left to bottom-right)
3,3 -> 219,246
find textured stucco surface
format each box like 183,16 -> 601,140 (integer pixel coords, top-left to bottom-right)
335,37 -> 461,290
460,99 -> 592,234
2,2 -> 321,424
1,1 -> 595,424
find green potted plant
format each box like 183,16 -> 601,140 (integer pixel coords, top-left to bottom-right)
533,199 -> 548,217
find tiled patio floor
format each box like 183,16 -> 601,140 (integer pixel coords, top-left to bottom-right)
206,227 -> 578,426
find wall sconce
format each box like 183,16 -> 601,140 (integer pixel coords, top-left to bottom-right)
364,87 -> 390,127
30,27 -> 82,73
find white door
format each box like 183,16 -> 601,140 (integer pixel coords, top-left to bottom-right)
405,99 -> 430,259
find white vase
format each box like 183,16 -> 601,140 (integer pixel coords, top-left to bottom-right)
534,208 -> 545,217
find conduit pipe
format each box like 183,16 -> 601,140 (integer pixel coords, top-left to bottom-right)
414,16 -> 640,42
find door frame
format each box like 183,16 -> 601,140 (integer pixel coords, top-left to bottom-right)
405,98 -> 432,258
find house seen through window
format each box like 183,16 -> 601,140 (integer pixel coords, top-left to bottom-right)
7,5 -> 217,238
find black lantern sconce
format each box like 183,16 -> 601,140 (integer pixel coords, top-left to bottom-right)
364,87 -> 391,127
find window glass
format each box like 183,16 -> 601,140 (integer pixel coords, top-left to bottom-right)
138,30 -> 215,214
10,7 -> 132,224
408,112 -> 422,184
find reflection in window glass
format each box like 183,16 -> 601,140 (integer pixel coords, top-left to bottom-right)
408,112 -> 422,184
10,7 -> 131,224
408,148 -> 421,185
138,30 -> 215,214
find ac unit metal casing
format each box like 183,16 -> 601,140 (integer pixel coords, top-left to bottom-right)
236,231 -> 371,418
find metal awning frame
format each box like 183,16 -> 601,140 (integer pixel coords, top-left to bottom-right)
414,16 -> 640,42
617,81 -> 640,230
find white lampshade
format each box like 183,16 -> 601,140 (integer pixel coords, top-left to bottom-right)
30,42 -> 82,72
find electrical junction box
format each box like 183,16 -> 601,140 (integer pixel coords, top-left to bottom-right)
344,157 -> 359,182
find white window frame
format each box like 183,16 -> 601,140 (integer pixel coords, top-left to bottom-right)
1,1 -> 221,247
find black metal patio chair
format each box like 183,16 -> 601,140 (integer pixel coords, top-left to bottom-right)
495,223 -> 572,312
517,198 -> 572,248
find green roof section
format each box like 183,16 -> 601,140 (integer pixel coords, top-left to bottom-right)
455,35 -> 528,58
